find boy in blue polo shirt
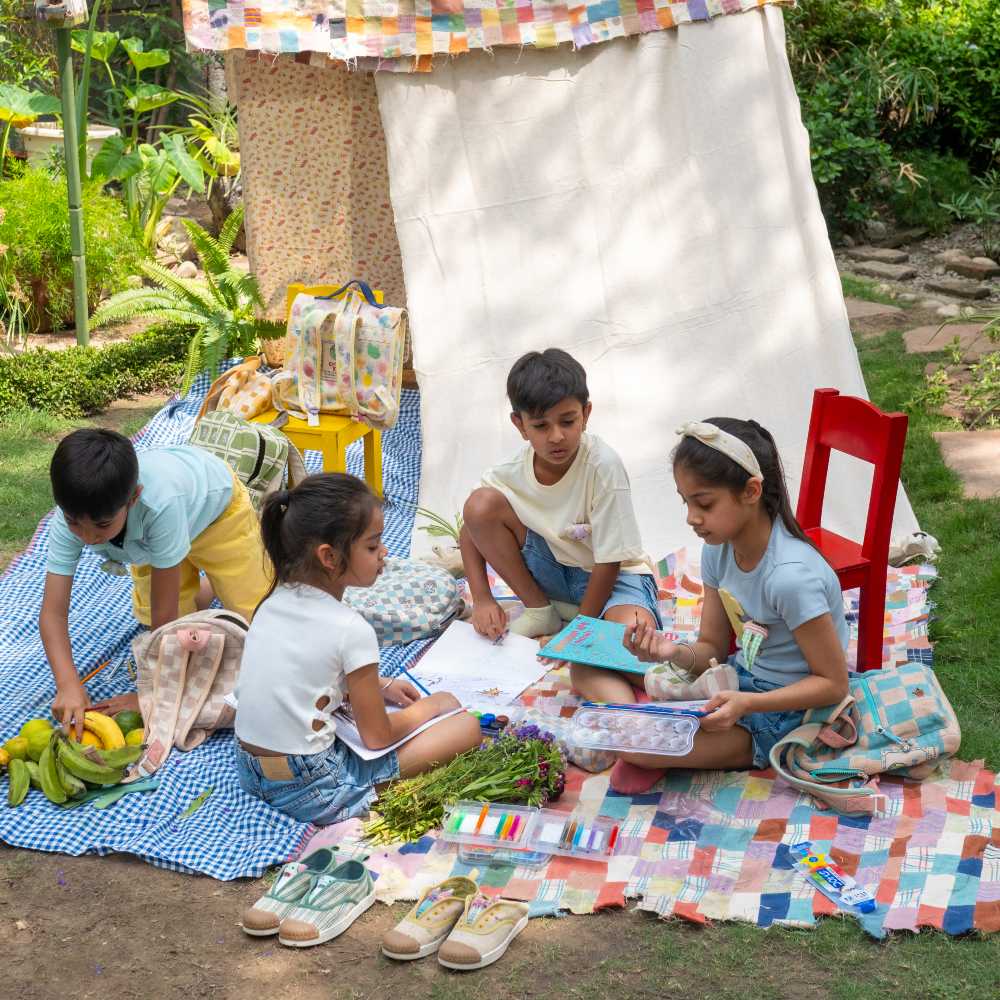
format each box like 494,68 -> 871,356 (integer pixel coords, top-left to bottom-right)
40,428 -> 270,735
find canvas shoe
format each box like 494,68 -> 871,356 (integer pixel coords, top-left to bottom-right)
241,847 -> 341,936
381,875 -> 479,961
437,892 -> 530,971
277,858 -> 376,948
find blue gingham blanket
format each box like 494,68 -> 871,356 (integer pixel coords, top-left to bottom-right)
0,380 -> 430,879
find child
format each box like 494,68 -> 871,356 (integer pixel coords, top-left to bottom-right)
41,429 -> 271,736
460,348 -> 661,703
615,418 -> 850,794
234,473 -> 481,825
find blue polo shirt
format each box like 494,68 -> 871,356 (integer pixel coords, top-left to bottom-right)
47,446 -> 233,575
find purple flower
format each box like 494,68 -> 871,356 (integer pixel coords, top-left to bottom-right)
516,777 -> 533,787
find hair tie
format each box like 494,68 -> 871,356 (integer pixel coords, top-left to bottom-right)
676,421 -> 764,481
274,489 -> 291,510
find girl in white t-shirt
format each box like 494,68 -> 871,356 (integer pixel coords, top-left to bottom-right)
234,473 -> 481,825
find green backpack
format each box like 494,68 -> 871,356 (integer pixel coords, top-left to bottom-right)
189,410 -> 306,512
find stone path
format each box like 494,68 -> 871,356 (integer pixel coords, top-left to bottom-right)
903,321 -> 997,361
933,431 -> 1000,499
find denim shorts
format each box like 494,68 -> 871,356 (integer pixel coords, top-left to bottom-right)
731,662 -> 805,769
521,530 -> 662,627
234,735 -> 400,826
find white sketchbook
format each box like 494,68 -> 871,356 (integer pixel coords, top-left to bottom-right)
407,620 -> 550,715
332,705 -> 466,762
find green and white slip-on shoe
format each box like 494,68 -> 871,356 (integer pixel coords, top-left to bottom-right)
241,847 -> 340,937
278,858 -> 376,948
381,875 -> 479,961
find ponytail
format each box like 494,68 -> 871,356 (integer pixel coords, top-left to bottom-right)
673,417 -> 820,553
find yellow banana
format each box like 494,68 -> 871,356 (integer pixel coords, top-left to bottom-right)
7,758 -> 29,806
83,711 -> 126,750
37,739 -> 68,805
56,737 -> 123,786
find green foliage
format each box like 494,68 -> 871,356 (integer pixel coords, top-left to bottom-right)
0,168 -> 144,337
940,165 -> 1000,259
0,323 -> 187,418
0,0 -> 55,90
416,508 -> 464,545
889,151 -> 976,233
91,206 -> 283,391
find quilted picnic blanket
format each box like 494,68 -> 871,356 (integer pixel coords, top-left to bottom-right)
182,0 -> 791,70
304,560 -> 1000,939
0,381 -> 429,879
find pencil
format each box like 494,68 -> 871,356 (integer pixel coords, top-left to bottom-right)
607,825 -> 620,853
401,667 -> 431,696
473,802 -> 490,835
81,660 -> 110,684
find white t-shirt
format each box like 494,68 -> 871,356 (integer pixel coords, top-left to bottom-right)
235,583 -> 380,755
482,432 -> 649,573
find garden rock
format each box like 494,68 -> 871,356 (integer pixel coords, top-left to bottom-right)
844,298 -> 904,323
936,304 -> 961,318
904,322 -> 996,361
924,277 -> 992,301
852,260 -> 918,282
872,227 -> 928,249
847,246 -> 910,265
174,261 -> 198,279
933,431 -> 1000,499
944,256 -> 1000,281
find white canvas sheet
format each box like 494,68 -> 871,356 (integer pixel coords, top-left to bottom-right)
375,8 -> 918,562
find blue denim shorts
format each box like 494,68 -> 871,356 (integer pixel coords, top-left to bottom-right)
234,735 -> 400,826
521,530 -> 662,628
731,662 -> 805,769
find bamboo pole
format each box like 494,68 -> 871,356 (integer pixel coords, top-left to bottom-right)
55,27 -> 89,346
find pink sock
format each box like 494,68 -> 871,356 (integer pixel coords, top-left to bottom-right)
609,758 -> 667,795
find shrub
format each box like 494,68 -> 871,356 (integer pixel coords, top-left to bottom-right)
0,168 -> 144,335
890,151 -> 977,234
0,323 -> 188,418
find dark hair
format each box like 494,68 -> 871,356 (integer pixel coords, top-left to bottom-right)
50,429 -> 139,520
259,473 -> 381,593
506,348 -> 589,418
673,418 -> 818,550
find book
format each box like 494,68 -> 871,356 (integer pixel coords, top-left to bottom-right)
539,615 -> 649,675
332,704 -> 466,762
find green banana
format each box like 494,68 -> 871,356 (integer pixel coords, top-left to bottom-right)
25,760 -> 42,789
38,738 -> 68,804
56,736 -> 123,786
7,758 -> 29,806
56,759 -> 87,799
96,745 -> 145,769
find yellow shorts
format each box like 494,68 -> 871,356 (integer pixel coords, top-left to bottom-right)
131,473 -> 272,626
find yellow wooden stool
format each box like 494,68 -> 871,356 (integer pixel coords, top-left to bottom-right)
252,281 -> 386,496
251,409 -> 382,496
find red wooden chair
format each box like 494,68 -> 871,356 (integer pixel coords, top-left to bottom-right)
795,388 -> 908,672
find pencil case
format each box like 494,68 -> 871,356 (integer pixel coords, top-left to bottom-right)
570,702 -> 705,756
457,845 -> 551,869
527,808 -> 621,860
441,801 -> 536,849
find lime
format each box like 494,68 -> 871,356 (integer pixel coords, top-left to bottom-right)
125,728 -> 145,747
19,718 -> 54,741
25,729 -> 52,762
2,736 -> 29,761
113,710 -> 144,737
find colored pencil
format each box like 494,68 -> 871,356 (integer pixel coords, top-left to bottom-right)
473,802 -> 490,835
607,825 -> 620,853
401,667 -> 431,696
81,660 -> 110,684
508,814 -> 522,841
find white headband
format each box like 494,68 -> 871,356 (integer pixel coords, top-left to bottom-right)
676,421 -> 764,480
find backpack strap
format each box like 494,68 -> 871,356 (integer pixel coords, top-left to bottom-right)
285,440 -> 307,488
172,632 -> 227,751
130,631 -> 191,780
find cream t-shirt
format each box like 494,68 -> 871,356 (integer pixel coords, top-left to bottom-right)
482,433 -> 649,573
235,583 -> 380,755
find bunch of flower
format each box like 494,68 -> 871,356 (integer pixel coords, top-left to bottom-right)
364,722 -> 567,846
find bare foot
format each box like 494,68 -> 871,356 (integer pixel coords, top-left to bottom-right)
609,759 -> 667,795
89,692 -> 140,717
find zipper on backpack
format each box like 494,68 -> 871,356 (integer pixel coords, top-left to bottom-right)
856,673 -> 912,750
246,435 -> 267,487
810,767 -> 866,781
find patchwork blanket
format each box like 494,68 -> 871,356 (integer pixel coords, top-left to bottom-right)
0,382 -> 428,879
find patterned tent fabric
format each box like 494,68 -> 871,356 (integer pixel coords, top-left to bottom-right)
182,0 -> 791,71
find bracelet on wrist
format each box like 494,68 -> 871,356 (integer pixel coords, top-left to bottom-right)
670,641 -> 697,671
380,676 -> 394,691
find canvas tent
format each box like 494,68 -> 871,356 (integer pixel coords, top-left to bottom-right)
182,0 -> 919,560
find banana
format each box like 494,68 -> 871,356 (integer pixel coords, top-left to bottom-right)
83,711 -> 126,750
38,738 -> 68,804
96,745 -> 145,769
56,736 -> 123,786
56,759 -> 87,799
7,758 -> 29,806
25,760 -> 42,789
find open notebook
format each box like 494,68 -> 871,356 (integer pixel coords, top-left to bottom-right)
332,704 -> 466,761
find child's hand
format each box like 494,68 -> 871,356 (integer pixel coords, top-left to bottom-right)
700,690 -> 751,731
623,620 -> 675,663
52,681 -> 91,740
471,599 -> 508,642
383,678 -> 421,707
424,691 -> 462,715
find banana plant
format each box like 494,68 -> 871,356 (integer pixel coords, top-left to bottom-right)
0,83 -> 62,175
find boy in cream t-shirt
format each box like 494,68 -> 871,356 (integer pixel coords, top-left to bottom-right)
460,348 -> 661,703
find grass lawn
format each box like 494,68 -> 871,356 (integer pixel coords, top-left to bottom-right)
0,326 -> 998,996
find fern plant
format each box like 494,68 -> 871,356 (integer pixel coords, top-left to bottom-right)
90,205 -> 283,390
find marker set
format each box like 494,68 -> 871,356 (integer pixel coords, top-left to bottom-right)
570,702 -> 707,756
441,800 -> 622,861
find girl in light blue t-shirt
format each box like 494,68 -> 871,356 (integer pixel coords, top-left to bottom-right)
615,417 -> 850,794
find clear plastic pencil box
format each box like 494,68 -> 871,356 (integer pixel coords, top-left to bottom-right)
569,701 -> 708,756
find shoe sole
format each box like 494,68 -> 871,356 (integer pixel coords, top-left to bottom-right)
438,914 -> 529,970
241,924 -> 281,937
381,937 -> 445,961
278,889 -> 377,948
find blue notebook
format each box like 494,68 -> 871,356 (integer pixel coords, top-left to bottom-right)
539,615 -> 648,676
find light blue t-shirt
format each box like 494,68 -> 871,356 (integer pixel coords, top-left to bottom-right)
47,446 -> 234,576
700,518 -> 849,686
